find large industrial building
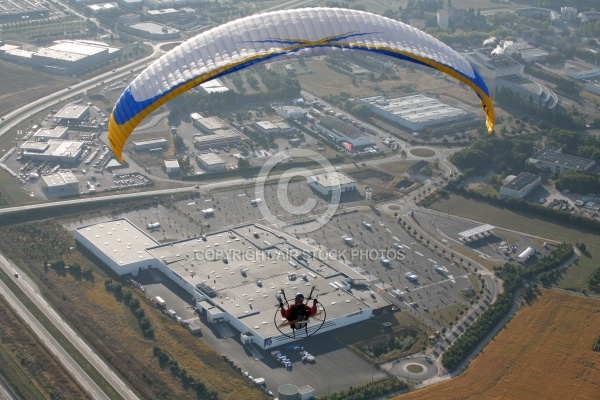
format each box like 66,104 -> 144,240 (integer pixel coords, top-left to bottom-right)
356,94 -> 472,132
133,138 -> 168,151
1,40 -> 122,75
500,172 -> 541,199
464,49 -> 558,110
314,116 -> 372,148
527,146 -> 595,174
197,153 -> 226,171
75,219 -> 389,349
564,60 -> 600,80
121,22 -> 180,40
0,0 -> 49,23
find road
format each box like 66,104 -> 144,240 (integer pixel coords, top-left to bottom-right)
0,254 -> 137,400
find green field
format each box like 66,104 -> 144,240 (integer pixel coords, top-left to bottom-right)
429,194 -> 599,291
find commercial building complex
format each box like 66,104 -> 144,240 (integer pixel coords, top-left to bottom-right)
75,219 -> 389,349
133,138 -> 168,151
254,119 -> 293,137
0,0 -> 49,23
54,104 -> 91,125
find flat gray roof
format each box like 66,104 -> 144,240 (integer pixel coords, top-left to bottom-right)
55,104 -> 89,120
309,171 -> 356,188
197,153 -> 226,165
529,146 -> 595,170
502,172 -> 540,191
41,171 -> 79,187
318,116 -> 364,139
360,94 -> 469,124
76,219 -> 159,267
146,224 -> 379,338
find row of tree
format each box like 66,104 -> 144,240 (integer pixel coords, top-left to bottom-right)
442,243 -> 573,371
152,346 -> 219,399
318,378 -> 407,400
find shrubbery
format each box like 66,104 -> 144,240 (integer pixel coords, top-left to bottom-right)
318,378 -> 407,400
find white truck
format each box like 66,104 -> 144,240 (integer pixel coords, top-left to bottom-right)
154,296 -> 166,308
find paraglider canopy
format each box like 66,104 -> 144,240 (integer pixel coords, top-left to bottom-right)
108,7 -> 494,162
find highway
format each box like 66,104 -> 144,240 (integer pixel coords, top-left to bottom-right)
0,254 -> 139,400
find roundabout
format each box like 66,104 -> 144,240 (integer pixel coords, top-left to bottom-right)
389,357 -> 438,382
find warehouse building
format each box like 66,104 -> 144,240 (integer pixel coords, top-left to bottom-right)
500,172 -> 541,199
198,79 -> 229,94
274,105 -> 306,120
20,140 -> 84,163
527,146 -> 595,174
564,60 -> 600,80
75,220 -> 388,349
29,40 -> 122,75
75,219 -> 161,276
254,119 -> 293,137
197,153 -> 226,171
41,171 -> 80,197
54,104 -> 90,125
133,138 -> 168,151
192,115 -> 246,150
307,171 -> 357,196
164,159 -> 180,173
32,126 -> 69,142
0,0 -> 49,23
356,94 -> 472,132
314,116 -> 372,148
121,22 -> 180,40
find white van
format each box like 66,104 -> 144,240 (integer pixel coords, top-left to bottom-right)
250,198 -> 263,205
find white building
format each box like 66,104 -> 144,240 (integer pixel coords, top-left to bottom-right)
274,105 -> 306,120
254,119 -> 293,136
307,171 -> 357,196
198,79 -> 229,94
561,6 -> 577,21
164,159 -> 180,173
499,172 -> 541,199
75,219 -> 161,276
564,60 -> 600,80
41,171 -> 79,196
356,94 -> 472,132
32,126 -> 69,142
584,80 -> 600,96
20,140 -> 84,163
133,138 -> 168,151
437,9 -> 449,28
527,146 -> 595,174
518,247 -> 536,263
314,116 -> 372,148
75,221 -> 388,349
54,104 -> 90,124
197,153 -> 226,171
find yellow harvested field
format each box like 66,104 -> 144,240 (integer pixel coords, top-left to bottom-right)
395,290 -> 600,400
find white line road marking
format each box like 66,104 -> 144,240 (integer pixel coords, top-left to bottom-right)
386,228 -> 392,233
402,244 -> 410,249
392,236 -> 400,242
428,258 -> 436,263
415,251 -> 424,256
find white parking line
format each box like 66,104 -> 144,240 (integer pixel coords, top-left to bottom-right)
386,228 -> 392,233
392,236 -> 400,242
415,251 -> 424,256
428,258 -> 436,263
402,244 -> 410,249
